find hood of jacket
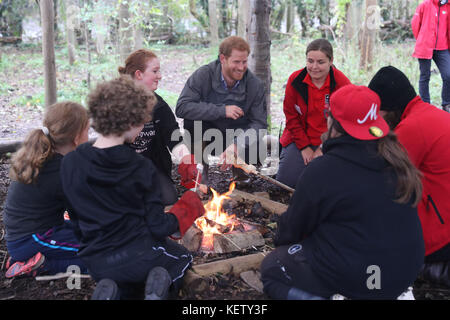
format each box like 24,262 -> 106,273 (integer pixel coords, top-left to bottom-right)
322,135 -> 388,172
74,142 -> 144,186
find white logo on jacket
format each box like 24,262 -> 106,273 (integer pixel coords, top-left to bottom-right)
357,103 -> 378,124
294,104 -> 302,115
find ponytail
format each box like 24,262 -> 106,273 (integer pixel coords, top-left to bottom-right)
377,132 -> 422,206
10,101 -> 89,184
119,49 -> 157,78
327,113 -> 422,206
10,129 -> 53,184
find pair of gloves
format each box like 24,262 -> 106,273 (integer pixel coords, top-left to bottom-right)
169,190 -> 205,239
177,154 -> 202,189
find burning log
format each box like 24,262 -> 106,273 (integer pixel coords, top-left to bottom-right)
213,229 -> 265,253
230,189 -> 288,215
237,218 -> 270,236
181,225 -> 203,252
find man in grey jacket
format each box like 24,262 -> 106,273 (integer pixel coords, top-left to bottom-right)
175,36 -> 268,184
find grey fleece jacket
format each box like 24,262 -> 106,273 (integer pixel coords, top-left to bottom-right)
175,59 -> 268,136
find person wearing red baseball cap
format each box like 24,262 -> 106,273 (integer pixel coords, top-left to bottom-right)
261,84 -> 424,300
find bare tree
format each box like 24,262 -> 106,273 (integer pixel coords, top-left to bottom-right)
189,0 -> 208,31
247,0 -> 272,116
39,0 -> 57,107
286,0 -> 294,33
237,0 -> 248,38
360,0 -> 379,71
119,0 -> 133,62
208,0 -> 219,46
64,0 -> 78,65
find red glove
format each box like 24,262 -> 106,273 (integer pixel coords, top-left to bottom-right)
169,190 -> 205,239
178,154 -> 202,189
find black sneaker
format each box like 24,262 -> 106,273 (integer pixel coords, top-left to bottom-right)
144,267 -> 172,300
91,279 -> 120,300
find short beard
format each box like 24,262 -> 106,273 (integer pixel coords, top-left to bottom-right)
382,110 -> 403,130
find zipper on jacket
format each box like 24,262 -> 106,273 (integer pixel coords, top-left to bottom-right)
427,195 -> 445,224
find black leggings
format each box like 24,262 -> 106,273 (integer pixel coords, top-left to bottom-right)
83,238 -> 192,299
260,244 -> 335,299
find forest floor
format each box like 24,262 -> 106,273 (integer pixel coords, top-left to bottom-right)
0,44 -> 449,301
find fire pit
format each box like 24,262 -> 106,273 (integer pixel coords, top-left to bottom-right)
181,182 -> 265,253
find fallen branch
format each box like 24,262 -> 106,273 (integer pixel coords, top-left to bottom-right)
190,251 -> 268,278
182,270 -> 209,294
230,189 -> 288,215
35,273 -> 92,281
0,140 -> 22,154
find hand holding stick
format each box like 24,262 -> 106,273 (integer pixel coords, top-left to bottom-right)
233,156 -> 294,193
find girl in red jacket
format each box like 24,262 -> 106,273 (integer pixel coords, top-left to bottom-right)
276,39 -> 351,188
412,0 -> 450,111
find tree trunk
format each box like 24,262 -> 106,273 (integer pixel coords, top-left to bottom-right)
119,0 -> 133,62
53,0 -> 59,43
360,0 -> 379,71
208,0 -> 219,47
65,0 -> 78,65
286,0 -> 294,33
39,0 -> 57,108
133,2 -> 145,50
247,0 -> 272,118
92,1 -> 108,56
189,0 -> 209,31
237,0 -> 248,38
84,22 -> 91,90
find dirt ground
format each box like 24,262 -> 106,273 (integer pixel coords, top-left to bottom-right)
1,154 -> 449,301
0,45 -> 449,301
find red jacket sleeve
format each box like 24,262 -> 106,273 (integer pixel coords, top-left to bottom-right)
283,72 -> 311,150
411,3 -> 423,40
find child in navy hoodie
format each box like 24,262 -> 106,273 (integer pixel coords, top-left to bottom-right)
61,76 -> 204,300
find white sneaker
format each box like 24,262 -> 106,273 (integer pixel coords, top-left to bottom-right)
397,286 -> 415,300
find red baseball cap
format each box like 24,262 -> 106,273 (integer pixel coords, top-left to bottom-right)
330,84 -> 389,140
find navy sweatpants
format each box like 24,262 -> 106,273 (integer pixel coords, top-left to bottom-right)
260,244 -> 335,299
6,221 -> 87,275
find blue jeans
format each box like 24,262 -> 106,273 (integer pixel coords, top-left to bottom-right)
418,50 -> 450,106
6,221 -> 87,275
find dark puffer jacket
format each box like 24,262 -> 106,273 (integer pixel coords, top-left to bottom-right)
275,135 -> 425,299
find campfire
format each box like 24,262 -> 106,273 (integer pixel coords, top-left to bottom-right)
182,182 -> 265,253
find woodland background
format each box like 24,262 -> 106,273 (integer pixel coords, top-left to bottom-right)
0,0 -> 443,139
1,0 -> 450,301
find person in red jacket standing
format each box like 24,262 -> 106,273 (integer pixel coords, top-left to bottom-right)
369,66 -> 450,288
412,0 -> 450,111
276,39 -> 351,188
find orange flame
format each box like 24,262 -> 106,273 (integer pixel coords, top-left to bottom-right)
195,182 -> 237,250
